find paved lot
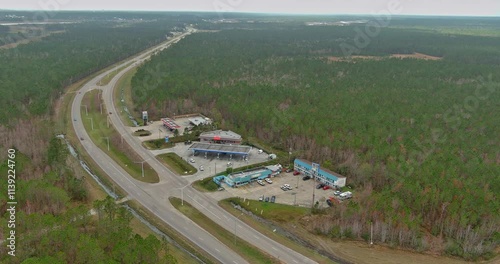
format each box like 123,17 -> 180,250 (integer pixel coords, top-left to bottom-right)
222,172 -> 339,208
149,141 -> 272,183
127,116 -> 206,142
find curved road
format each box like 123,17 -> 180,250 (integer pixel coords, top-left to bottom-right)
72,28 -> 317,264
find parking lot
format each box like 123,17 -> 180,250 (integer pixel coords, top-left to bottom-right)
152,142 -> 272,182
222,171 -> 341,208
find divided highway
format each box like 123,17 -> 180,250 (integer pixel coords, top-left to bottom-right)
71,28 -> 317,264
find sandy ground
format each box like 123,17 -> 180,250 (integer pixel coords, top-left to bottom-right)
327,52 -> 442,62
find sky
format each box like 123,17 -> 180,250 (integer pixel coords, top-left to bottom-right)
1,0 -> 499,16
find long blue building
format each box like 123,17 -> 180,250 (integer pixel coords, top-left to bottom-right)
294,159 -> 347,187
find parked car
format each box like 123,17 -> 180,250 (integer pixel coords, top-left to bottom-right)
270,196 -> 276,203
323,185 -> 331,190
265,197 -> 270,202
316,183 -> 325,189
302,175 -> 311,181
286,168 -> 293,173
293,171 -> 300,176
339,191 -> 352,199
217,187 -> 225,191
189,158 -> 195,163
280,185 -> 288,191
333,190 -> 341,196
265,178 -> 273,184
283,184 -> 292,190
199,165 -> 204,171
326,199 -> 333,207
259,195 -> 264,201
257,180 -> 265,186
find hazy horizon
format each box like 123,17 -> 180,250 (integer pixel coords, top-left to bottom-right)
2,0 -> 500,17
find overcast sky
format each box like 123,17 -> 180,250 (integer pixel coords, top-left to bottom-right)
2,0 -> 499,16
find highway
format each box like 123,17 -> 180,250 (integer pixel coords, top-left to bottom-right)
71,28 -> 317,264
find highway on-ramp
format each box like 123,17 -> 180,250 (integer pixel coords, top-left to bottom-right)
71,28 -> 317,264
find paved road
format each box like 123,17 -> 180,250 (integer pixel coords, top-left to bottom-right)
72,28 -> 317,264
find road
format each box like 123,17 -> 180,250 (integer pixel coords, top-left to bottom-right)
72,28 -> 317,264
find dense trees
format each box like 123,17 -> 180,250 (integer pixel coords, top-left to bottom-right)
0,12 -> 195,263
0,20 -> 181,123
132,19 -> 500,259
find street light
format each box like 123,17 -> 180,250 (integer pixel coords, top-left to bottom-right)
102,137 -> 110,151
234,213 -> 244,245
177,182 -> 191,206
311,163 -> 320,209
86,117 -> 93,130
82,105 -> 88,116
134,160 -> 148,178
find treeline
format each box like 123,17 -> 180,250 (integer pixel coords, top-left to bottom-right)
0,20 -> 181,123
131,23 -> 500,259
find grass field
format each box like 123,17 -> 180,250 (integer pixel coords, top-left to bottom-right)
223,197 -> 309,223
81,90 -> 159,183
170,197 -> 281,264
156,153 -> 197,175
143,138 -> 175,150
192,176 -> 220,192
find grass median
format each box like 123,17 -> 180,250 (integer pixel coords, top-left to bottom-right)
170,197 -> 281,264
114,67 -> 141,126
156,153 -> 197,176
98,62 -> 133,86
81,90 -> 159,183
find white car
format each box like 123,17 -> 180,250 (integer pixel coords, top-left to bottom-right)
189,158 -> 195,163
265,178 -> 273,184
199,166 -> 204,171
257,180 -> 265,186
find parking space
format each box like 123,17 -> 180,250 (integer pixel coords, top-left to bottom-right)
222,171 -> 339,208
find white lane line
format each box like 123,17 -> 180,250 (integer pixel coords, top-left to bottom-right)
272,246 -> 278,251
198,237 -> 203,241
292,259 -> 299,263
253,235 -> 259,240
215,248 -> 220,253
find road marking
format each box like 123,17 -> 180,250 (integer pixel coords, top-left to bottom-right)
272,246 -> 278,251
253,235 -> 259,240
214,248 -> 220,253
198,237 -> 203,241
292,259 -> 298,263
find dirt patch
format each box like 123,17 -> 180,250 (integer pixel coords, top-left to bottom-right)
326,53 -> 442,62
390,52 -> 442,60
0,30 -> 65,50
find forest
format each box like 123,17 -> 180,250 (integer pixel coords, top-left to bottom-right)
0,11 -> 201,263
131,17 -> 500,259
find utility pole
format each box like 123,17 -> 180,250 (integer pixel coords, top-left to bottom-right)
370,222 -> 373,246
